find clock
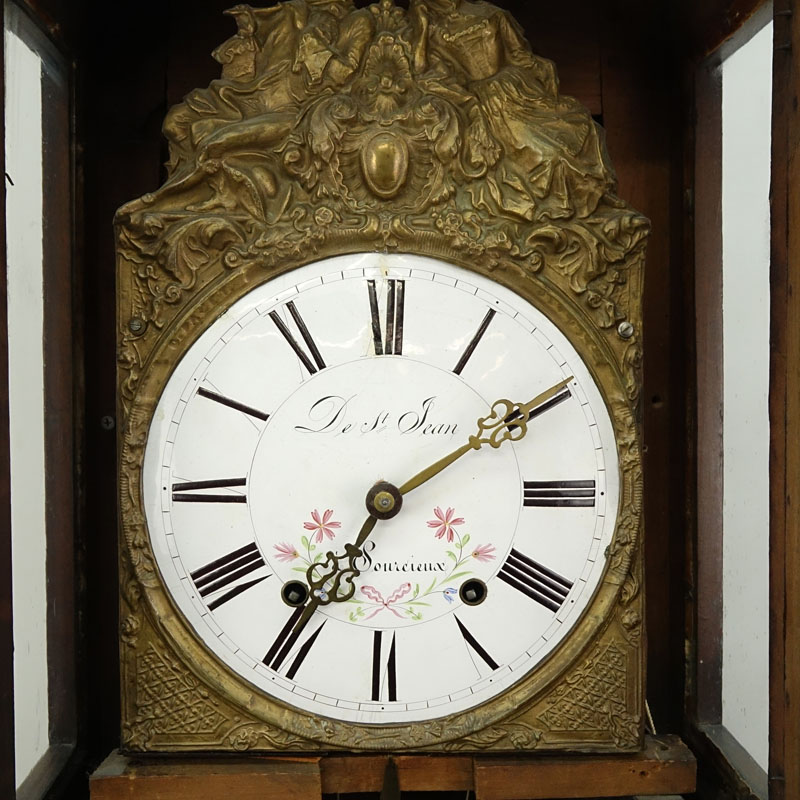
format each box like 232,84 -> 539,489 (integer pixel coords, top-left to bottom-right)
141,252 -> 619,725
116,0 -> 649,753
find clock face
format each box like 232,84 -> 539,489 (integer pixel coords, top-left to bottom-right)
142,253 -> 620,724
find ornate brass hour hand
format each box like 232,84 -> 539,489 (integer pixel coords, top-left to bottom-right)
397,376 -> 574,496
293,515 -> 377,630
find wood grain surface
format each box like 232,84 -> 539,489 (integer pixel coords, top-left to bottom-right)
90,735 -> 695,798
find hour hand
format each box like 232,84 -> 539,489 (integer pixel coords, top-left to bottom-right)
290,515 -> 378,631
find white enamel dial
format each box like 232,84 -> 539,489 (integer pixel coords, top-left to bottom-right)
142,253 -> 619,724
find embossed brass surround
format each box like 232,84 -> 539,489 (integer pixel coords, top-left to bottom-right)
116,0 -> 649,753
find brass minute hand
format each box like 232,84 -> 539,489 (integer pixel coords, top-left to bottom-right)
289,376 -> 573,633
397,376 -> 574,495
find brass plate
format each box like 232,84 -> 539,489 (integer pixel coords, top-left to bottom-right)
116,0 -> 649,753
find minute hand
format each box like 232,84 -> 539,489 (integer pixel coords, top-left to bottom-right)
397,377 -> 574,496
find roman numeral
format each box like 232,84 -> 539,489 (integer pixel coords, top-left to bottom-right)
172,477 -> 247,503
523,480 -> 596,508
453,308 -> 496,375
498,548 -> 573,612
269,300 -> 326,375
263,607 -> 304,670
285,621 -> 326,680
197,386 -> 269,421
371,631 -> 397,702
262,607 -> 325,675
190,543 -> 268,611
454,616 -> 499,671
367,279 -> 405,355
504,386 -> 572,431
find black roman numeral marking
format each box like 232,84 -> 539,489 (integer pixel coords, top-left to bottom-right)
285,621 -> 326,680
386,632 -> 397,701
371,630 -> 382,700
523,480 -> 596,508
263,606 -> 304,670
172,477 -> 247,503
371,631 -> 397,702
190,543 -> 268,611
367,280 -> 384,354
386,280 -> 404,356
367,279 -> 405,355
269,300 -> 326,375
263,608 -> 326,675
197,386 -> 269,421
453,308 -> 496,375
505,386 -> 572,431
498,548 -> 573,612
454,616 -> 499,671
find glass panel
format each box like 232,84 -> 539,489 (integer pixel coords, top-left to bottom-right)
720,18 -> 772,773
4,20 -> 48,789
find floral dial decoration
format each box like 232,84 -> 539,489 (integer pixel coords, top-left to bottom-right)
273,506 -> 496,624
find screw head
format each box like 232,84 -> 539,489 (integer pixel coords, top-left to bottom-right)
128,317 -> 144,334
617,321 -> 635,340
100,415 -> 115,431
365,481 -> 403,520
374,491 -> 395,511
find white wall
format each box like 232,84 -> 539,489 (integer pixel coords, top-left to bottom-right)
4,26 -> 49,787
720,19 -> 772,774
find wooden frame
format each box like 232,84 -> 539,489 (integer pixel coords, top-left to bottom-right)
81,0 -> 688,782
89,735 -> 696,800
768,1 -> 800,797
689,5 -> 773,796
686,2 -> 800,798
41,10 -> 77,755
4,0 -> 797,795
692,0 -> 775,728
0,4 -> 15,797
3,2 -> 81,797
693,53 -> 724,731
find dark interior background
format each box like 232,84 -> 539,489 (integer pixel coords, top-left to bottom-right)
21,0 -> 734,795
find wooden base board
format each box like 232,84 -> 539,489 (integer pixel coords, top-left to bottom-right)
89,734 -> 696,799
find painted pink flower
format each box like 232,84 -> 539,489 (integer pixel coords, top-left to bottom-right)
426,506 -> 465,542
304,508 -> 342,543
471,544 -> 496,563
273,542 -> 299,562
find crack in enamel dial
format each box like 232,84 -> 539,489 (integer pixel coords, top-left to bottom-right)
142,252 -> 620,725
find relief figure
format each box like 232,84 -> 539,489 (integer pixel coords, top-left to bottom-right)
411,0 -> 616,221
162,0 -> 372,180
